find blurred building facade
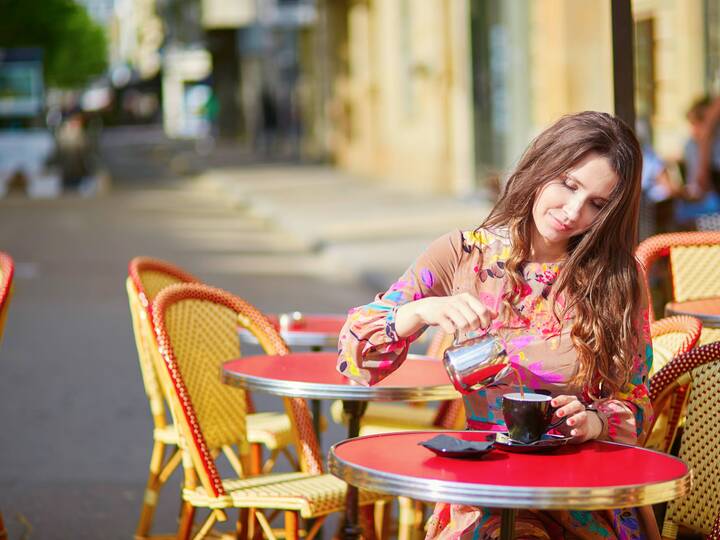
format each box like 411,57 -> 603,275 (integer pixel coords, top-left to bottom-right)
309,0 -> 714,195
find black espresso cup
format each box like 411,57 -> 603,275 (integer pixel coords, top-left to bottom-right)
502,392 -> 566,444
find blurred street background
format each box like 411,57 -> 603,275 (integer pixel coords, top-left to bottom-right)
1,0 -> 720,538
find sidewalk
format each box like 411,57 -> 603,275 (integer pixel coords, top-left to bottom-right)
195,164 -> 493,289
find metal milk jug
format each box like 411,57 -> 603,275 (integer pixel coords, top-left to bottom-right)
442,332 -> 507,394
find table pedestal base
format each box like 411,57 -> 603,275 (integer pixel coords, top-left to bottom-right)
341,400 -> 368,540
500,508 -> 517,540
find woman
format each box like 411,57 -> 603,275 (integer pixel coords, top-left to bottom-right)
337,111 -> 653,539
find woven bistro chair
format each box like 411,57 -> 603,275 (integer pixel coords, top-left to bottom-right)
151,283 -> 387,540
636,231 -> 720,344
127,257 -> 295,539
0,252 -> 14,344
644,315 -> 703,454
0,252 -> 14,540
644,342 -> 720,540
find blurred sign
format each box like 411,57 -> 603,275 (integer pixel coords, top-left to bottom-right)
202,0 -> 256,29
0,48 -> 44,118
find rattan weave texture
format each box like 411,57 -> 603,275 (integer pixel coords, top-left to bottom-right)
185,473 -> 380,518
636,231 -> 720,323
164,298 -> 248,451
670,246 -> 720,302
645,316 -> 702,453
152,283 -> 386,530
661,343 -> 720,536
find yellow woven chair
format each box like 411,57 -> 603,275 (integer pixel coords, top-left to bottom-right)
127,257 -> 295,539
637,231 -> 720,345
0,251 -> 14,540
151,283 -> 387,540
645,342 -> 720,539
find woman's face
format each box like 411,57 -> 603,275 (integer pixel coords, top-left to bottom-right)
531,153 -> 619,257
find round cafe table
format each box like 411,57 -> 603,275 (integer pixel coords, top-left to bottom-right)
222,352 -> 459,540
329,430 -> 692,540
238,313 -> 346,349
238,313 -> 346,438
665,297 -> 720,327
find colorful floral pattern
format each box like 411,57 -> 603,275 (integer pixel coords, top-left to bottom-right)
337,229 -> 653,539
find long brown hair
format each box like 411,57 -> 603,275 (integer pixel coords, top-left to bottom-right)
480,111 -> 643,397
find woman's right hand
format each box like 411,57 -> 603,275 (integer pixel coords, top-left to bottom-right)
395,293 -> 498,337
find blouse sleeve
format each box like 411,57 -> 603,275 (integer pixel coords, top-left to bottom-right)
337,231 -> 464,386
591,304 -> 654,445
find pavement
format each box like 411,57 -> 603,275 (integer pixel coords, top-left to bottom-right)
195,163 -> 494,290
0,126 -> 494,539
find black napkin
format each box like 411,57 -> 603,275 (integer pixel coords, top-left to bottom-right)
419,434 -> 494,453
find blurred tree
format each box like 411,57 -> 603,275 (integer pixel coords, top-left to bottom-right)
0,0 -> 108,88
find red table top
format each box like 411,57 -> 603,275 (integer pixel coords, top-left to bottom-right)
666,297 -> 720,326
329,430 -> 691,509
238,313 -> 346,348
265,314 -> 346,334
223,352 -> 459,401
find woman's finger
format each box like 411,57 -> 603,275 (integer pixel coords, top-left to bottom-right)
443,307 -> 472,333
565,410 -> 587,428
453,301 -> 482,331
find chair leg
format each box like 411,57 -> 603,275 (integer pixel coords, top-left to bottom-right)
397,497 -> 424,540
236,509 -> 249,540
359,504 -> 378,540
374,500 -> 391,540
177,502 -> 196,540
284,511 -> 299,540
136,440 -> 168,539
250,444 -> 263,476
0,510 -> 7,540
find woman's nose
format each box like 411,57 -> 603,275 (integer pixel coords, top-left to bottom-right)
563,197 -> 582,221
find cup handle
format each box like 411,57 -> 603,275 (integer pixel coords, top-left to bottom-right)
546,415 -> 568,431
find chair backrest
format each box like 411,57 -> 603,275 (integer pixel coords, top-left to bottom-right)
128,256 -> 200,309
0,252 -> 14,343
651,342 -> 720,538
152,283 -> 323,498
644,315 -> 702,453
126,257 -> 200,425
637,232 -> 720,322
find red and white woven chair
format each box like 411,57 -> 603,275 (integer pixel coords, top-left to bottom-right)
127,257 -> 295,539
647,342 -> 720,539
0,251 -> 14,540
644,315 -> 703,453
636,231 -> 720,344
151,283 -> 387,540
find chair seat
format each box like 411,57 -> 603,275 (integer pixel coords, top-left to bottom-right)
331,400 -> 438,432
154,412 -> 293,449
245,412 -> 293,449
184,472 -> 387,518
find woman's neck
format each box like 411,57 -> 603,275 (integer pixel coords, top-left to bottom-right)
529,231 -> 568,263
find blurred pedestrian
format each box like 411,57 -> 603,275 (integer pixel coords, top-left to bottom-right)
54,110 -> 91,191
636,118 -> 682,238
675,96 -> 720,226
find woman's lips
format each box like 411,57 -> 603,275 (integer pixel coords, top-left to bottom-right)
550,214 -> 571,232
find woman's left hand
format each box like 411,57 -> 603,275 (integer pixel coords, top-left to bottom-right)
551,395 -> 603,443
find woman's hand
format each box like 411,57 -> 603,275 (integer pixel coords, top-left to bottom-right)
551,395 -> 603,443
394,293 -> 497,337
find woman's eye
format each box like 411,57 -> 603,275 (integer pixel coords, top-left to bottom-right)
562,178 -> 576,190
591,200 -> 605,210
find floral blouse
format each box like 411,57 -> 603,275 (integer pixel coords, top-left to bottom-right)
337,228 -> 654,445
